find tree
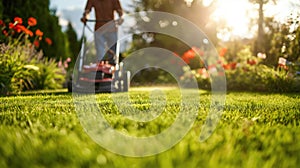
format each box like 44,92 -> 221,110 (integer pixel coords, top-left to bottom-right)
129,0 -> 217,55
65,22 -> 81,69
1,0 -> 70,60
262,14 -> 300,67
0,0 -> 3,19
249,0 -> 276,54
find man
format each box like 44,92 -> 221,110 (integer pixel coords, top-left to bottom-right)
81,0 -> 123,64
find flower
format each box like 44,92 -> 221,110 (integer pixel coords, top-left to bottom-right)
58,60 -> 62,67
18,25 -> 27,32
230,62 -> 237,69
278,57 -> 286,66
257,52 -> 266,59
223,64 -> 231,70
2,30 -> 8,36
33,40 -> 40,47
45,37 -> 52,45
182,49 -> 196,64
14,17 -> 23,25
219,48 -> 227,57
9,22 -> 14,29
66,57 -> 71,63
24,29 -> 33,37
247,59 -> 256,65
35,29 -> 43,37
0,20 -> 4,27
208,64 -> 217,73
198,68 -> 209,79
13,24 -> 23,33
28,17 -> 37,27
64,62 -> 69,68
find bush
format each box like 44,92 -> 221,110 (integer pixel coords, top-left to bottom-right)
0,43 -> 39,95
30,59 -> 65,90
180,46 -> 300,92
0,16 -> 65,95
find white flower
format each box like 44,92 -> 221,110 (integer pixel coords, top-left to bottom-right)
278,57 -> 287,65
257,52 -> 266,59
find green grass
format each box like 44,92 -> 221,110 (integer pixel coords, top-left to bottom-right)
0,88 -> 300,167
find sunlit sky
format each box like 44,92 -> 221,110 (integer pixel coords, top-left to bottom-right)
50,0 -> 299,40
210,0 -> 299,40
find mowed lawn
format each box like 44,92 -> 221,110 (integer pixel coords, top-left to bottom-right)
0,88 -> 300,168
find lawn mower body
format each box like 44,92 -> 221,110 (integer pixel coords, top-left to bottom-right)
69,62 -> 130,93
68,20 -> 130,93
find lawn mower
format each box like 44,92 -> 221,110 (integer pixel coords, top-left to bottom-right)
68,20 -> 130,93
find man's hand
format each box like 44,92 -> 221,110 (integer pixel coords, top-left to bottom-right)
117,17 -> 124,25
81,16 -> 87,25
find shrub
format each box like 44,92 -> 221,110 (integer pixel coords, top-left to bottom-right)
0,16 -> 65,95
30,59 -> 65,90
0,43 -> 39,95
180,46 -> 300,92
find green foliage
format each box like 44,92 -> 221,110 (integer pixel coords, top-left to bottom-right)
30,59 -> 65,90
0,0 -> 2,19
181,46 -> 300,92
65,22 -> 81,70
0,42 -> 66,95
0,43 -> 38,95
248,0 -> 277,55
131,68 -> 177,86
0,89 -> 300,167
225,64 -> 299,92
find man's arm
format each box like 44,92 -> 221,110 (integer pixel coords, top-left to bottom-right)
113,0 -> 123,17
81,0 -> 93,23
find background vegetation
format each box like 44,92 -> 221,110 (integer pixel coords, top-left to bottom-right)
1,0 -> 299,94
127,0 -> 300,91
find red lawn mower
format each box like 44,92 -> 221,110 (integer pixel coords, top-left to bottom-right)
68,20 -> 130,93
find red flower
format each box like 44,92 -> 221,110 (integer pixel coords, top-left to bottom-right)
230,62 -> 237,69
14,17 -> 23,25
247,60 -> 256,65
33,40 -> 40,48
2,30 -> 8,36
182,49 -> 196,64
28,17 -> 37,27
13,24 -> 22,33
219,48 -> 227,57
35,29 -> 43,37
45,37 -> 52,45
0,20 -> 4,27
9,22 -> 14,29
19,25 -> 27,31
222,64 -> 231,70
24,28 -> 33,37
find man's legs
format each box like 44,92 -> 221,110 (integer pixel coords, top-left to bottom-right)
105,31 -> 118,65
94,30 -> 106,62
94,30 -> 118,64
